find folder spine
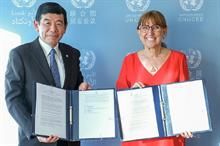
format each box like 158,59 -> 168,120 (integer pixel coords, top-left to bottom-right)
153,86 -> 165,137
67,91 -> 73,140
69,105 -> 72,125
160,85 -> 173,136
159,86 -> 167,136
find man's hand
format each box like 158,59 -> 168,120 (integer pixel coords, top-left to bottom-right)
37,135 -> 59,143
79,82 -> 91,91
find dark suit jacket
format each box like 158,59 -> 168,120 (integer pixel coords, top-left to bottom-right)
5,38 -> 83,146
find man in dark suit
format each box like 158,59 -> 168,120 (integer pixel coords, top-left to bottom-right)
5,2 -> 90,146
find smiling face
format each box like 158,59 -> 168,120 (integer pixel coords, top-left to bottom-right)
34,13 -> 66,48
137,10 -> 167,49
137,20 -> 167,49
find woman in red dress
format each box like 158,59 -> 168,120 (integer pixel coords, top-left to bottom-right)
116,10 -> 192,146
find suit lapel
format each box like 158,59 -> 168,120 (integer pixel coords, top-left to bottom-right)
31,39 -> 54,85
60,46 -> 71,88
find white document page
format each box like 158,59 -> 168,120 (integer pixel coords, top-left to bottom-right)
117,88 -> 159,141
78,89 -> 115,139
166,80 -> 210,134
35,83 -> 66,138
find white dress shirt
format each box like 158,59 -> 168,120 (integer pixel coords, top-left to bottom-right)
38,38 -> 65,88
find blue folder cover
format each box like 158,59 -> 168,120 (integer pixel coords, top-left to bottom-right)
117,79 -> 212,141
32,84 -> 116,141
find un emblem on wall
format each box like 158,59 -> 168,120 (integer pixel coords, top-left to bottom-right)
71,0 -> 95,9
80,49 -> 96,70
179,0 -> 204,11
186,48 -> 202,69
126,0 -> 151,12
11,0 -> 36,7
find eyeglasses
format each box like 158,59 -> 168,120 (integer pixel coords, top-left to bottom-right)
139,24 -> 161,33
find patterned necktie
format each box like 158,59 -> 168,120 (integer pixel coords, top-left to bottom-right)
50,49 -> 61,88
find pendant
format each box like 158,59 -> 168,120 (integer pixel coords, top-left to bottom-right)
150,66 -> 157,72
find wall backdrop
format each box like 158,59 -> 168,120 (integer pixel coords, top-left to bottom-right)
0,0 -> 220,146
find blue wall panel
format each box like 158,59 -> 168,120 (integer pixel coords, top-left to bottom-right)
0,0 -> 219,146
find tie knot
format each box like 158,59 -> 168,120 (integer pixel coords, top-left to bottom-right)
50,48 -> 56,55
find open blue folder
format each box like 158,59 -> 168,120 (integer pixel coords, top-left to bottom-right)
116,80 -> 212,141
32,83 -> 116,141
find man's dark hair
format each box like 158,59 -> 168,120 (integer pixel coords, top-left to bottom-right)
35,2 -> 67,26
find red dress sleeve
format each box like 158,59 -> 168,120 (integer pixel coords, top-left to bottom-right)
116,56 -> 130,89
179,54 -> 189,81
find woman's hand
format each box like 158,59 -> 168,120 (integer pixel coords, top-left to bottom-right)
177,131 -> 193,138
131,81 -> 145,88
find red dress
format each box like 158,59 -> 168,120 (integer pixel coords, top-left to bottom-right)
116,50 -> 189,146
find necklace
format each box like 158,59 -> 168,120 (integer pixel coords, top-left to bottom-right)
140,47 -> 166,74
143,49 -> 161,73
150,64 -> 158,73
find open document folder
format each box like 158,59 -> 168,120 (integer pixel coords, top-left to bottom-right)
116,80 -> 212,141
32,83 -> 116,141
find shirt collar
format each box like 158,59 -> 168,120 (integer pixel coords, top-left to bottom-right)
38,37 -> 61,58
